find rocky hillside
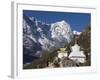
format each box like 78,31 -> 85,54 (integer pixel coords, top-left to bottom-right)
23,24 -> 91,69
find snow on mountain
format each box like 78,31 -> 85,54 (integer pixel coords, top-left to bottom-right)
23,15 -> 73,57
73,30 -> 81,35
50,20 -> 73,47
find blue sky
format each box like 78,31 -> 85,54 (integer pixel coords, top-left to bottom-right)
23,10 -> 91,32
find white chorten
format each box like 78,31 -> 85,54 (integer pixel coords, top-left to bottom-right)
57,48 -> 68,59
68,43 -> 86,63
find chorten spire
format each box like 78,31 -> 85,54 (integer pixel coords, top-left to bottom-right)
75,39 -> 77,44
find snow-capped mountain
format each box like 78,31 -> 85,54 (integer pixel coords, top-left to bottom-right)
73,30 -> 82,35
23,14 -> 73,57
51,20 -> 73,44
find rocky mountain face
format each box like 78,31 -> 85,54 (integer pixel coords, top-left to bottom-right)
77,25 -> 91,66
78,25 -> 91,53
23,15 -> 73,63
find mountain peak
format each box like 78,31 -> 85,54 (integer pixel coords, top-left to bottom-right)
29,17 -> 36,22
73,30 -> 81,35
60,20 -> 66,23
23,15 -> 73,57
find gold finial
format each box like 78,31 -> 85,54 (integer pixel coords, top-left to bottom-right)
75,39 -> 77,44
